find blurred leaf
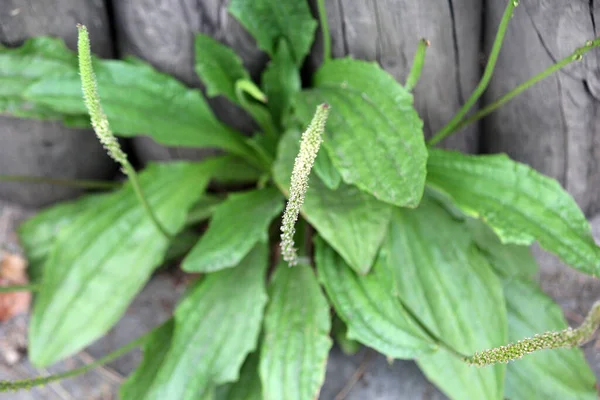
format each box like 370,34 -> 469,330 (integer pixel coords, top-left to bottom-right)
185,195 -> 225,225
260,264 -> 332,400
467,219 -> 538,279
194,34 -> 249,103
274,129 -> 391,274
295,58 -> 427,207
427,148 -> 600,277
315,237 -> 436,359
219,352 -> 263,400
182,188 -> 283,272
262,38 -> 300,127
313,146 -> 341,190
120,320 -> 174,400
0,37 -> 256,161
383,197 -> 507,400
29,162 -> 213,366
503,279 -> 597,399
228,0 -> 317,65
18,192 -> 110,282
146,244 -> 268,399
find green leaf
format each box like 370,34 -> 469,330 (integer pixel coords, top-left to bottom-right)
260,264 -> 332,400
29,162 -> 212,366
274,129 -> 392,274
0,37 -> 78,120
146,244 -> 268,399
120,320 -> 174,400
186,195 -> 225,225
0,37 -> 256,160
382,197 -> 507,400
467,219 -> 538,279
315,237 -> 436,359
18,192 -> 110,282
194,34 -> 249,103
502,278 -> 598,399
182,188 -> 283,272
219,352 -> 263,400
427,148 -> 600,277
313,146 -> 341,190
228,0 -> 317,65
295,58 -> 427,207
262,38 -> 301,127
332,316 -> 362,355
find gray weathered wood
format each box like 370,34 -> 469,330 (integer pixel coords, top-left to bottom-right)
482,0 -> 600,216
0,0 -> 116,207
111,0 -> 267,163
309,0 -> 482,153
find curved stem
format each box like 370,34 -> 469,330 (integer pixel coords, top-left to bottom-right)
0,175 -> 119,190
428,0 -> 518,146
77,25 -> 171,240
465,301 -> 600,367
317,0 -> 331,64
448,37 -> 600,135
0,332 -> 147,392
123,164 -> 172,239
0,284 -> 40,293
405,38 -> 430,92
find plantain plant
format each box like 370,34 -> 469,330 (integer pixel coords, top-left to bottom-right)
0,0 -> 599,399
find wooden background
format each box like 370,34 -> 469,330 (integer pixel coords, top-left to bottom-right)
0,0 -> 598,215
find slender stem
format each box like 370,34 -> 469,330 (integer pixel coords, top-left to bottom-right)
405,38 -> 430,92
317,0 -> 331,63
449,37 -> 600,135
77,25 -> 171,240
464,301 -> 600,367
0,175 -> 119,190
123,164 -> 172,239
428,0 -> 518,146
0,283 -> 40,293
0,332 -> 147,392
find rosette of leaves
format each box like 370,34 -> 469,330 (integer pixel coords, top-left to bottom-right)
1,0 -> 599,399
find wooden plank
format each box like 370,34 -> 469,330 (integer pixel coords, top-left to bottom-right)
309,0 -> 482,153
0,0 -> 116,207
111,0 -> 268,163
482,0 -> 600,216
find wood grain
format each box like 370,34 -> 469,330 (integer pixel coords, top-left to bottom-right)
111,0 -> 267,163
0,0 -> 116,207
309,0 -> 483,153
482,0 -> 600,216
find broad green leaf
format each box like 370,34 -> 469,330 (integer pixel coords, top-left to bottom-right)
29,162 -> 212,366
0,37 -> 78,120
295,58 -> 427,207
18,192 -> 110,282
19,194 -> 199,282
120,320 -> 174,400
228,0 -> 317,65
194,34 -> 249,103
315,237 -> 436,359
260,264 -> 332,400
503,279 -> 597,399
0,37 -> 255,159
146,244 -> 268,399
427,148 -> 600,277
467,219 -> 538,279
313,146 -> 341,190
182,188 -> 283,272
262,38 -> 300,127
219,352 -> 263,400
383,197 -> 507,400
186,195 -> 225,225
274,129 -> 392,274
